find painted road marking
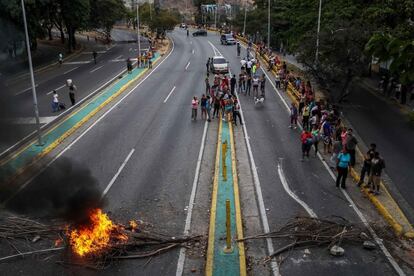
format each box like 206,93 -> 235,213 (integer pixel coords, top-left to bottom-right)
277,160 -> 317,218
63,66 -> 79,75
64,61 -> 91,65
192,49 -> 195,54
163,86 -> 176,103
90,65 -> 104,73
46,84 -> 66,95
14,84 -> 39,96
115,55 -> 123,59
1,41 -> 174,204
185,61 -> 190,70
176,121 -> 209,276
102,148 -> 135,197
238,42 -> 405,276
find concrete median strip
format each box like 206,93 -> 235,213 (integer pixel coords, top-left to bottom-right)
0,52 -> 163,188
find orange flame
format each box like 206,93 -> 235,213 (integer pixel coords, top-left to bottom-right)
69,209 -> 122,256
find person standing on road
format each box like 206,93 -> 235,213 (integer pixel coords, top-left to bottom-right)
92,51 -> 97,64
127,58 -> 133,73
246,59 -> 252,76
302,104 -> 310,130
212,94 -> 220,119
191,96 -> 199,120
206,58 -> 210,73
345,128 -> 358,167
51,90 -> 59,112
330,136 -> 343,169
358,143 -> 377,187
260,74 -> 266,96
201,94 -> 207,120
238,72 -> 244,93
301,130 -> 313,161
336,148 -> 351,189
230,74 -> 237,95
275,73 -> 281,89
289,103 -> 298,129
311,126 -> 321,157
369,152 -> 385,195
246,74 -> 252,96
237,42 -> 241,57
69,85 -> 76,106
205,74 -> 210,94
58,53 -> 64,66
233,98 -> 243,126
252,75 -> 259,98
206,95 -> 212,122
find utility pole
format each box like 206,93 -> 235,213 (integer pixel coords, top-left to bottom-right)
267,0 -> 270,49
243,0 -> 247,36
315,0 -> 322,65
136,0 -> 141,67
21,0 -> 42,146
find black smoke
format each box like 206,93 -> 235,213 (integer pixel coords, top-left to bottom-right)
4,157 -> 105,224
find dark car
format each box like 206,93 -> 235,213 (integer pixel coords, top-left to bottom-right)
193,30 -> 207,37
220,33 -> 236,45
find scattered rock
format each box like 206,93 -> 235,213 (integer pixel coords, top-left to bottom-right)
31,235 -> 40,243
363,241 -> 376,250
330,245 -> 345,256
360,232 -> 369,240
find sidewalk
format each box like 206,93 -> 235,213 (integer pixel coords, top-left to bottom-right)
263,52 -> 414,237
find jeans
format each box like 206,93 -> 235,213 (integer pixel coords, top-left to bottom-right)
348,149 -> 356,166
246,84 -> 251,96
359,163 -> 371,184
336,166 -> 348,187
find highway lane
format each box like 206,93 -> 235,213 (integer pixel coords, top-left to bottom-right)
204,35 -> 398,275
0,29 -> 150,153
0,29 -> 211,275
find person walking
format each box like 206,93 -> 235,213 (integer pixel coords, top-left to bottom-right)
212,95 -> 220,119
238,72 -> 244,93
206,58 -> 210,73
300,130 -> 313,161
289,103 -> 298,129
345,128 -> 358,167
51,90 -> 59,112
58,52 -> 63,66
191,96 -> 199,120
201,94 -> 207,120
205,74 -> 210,94
206,95 -> 212,122
330,136 -> 343,169
230,74 -> 237,95
260,74 -> 266,96
127,58 -> 133,73
321,120 -> 333,154
246,74 -> 252,96
369,152 -> 385,195
92,51 -> 97,64
233,98 -> 243,126
311,125 -> 321,157
336,148 -> 351,189
358,143 -> 377,187
66,80 -> 77,106
275,73 -> 281,89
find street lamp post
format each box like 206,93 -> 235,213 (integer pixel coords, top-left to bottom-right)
315,0 -> 322,65
136,1 -> 141,67
21,0 -> 42,146
243,0 -> 247,36
267,0 -> 270,49
214,2 -> 217,30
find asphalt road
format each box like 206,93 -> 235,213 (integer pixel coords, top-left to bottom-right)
0,29 -> 405,275
205,34 -> 397,275
0,28 -> 210,275
0,29 -> 150,154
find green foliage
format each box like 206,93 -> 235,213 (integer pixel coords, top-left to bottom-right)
148,9 -> 180,37
90,0 -> 126,40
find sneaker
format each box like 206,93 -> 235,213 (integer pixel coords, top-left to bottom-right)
293,126 -> 297,129
288,125 -> 292,128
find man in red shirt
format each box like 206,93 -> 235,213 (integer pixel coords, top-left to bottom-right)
301,130 -> 313,161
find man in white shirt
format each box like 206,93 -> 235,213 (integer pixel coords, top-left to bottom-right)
52,90 -> 59,112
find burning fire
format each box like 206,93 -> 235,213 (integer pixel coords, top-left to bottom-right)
68,209 -> 126,256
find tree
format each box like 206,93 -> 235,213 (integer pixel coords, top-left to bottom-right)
90,0 -> 126,42
148,9 -> 179,38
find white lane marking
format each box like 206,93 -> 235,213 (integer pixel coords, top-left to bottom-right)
90,65 -> 104,73
240,42 -> 405,276
115,55 -> 123,59
190,41 -> 193,45
220,49 -> 280,275
192,49 -> 195,54
64,61 -> 91,65
46,84 -> 66,95
1,38 -> 176,205
207,40 -> 222,57
101,148 -> 135,197
14,84 -> 39,96
63,66 -> 79,75
185,61 -> 190,70
176,121 -> 209,276
163,86 -> 176,103
277,161 -> 317,218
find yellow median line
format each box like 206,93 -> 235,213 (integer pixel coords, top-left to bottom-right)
206,115 -> 222,276
2,58 -> 162,185
229,118 -> 247,276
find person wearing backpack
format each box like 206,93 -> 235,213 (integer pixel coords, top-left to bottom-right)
300,130 -> 313,161
336,148 -> 351,189
369,152 -> 385,195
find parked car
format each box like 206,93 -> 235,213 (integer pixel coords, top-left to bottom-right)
193,30 -> 207,37
210,56 -> 229,74
220,33 -> 236,45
